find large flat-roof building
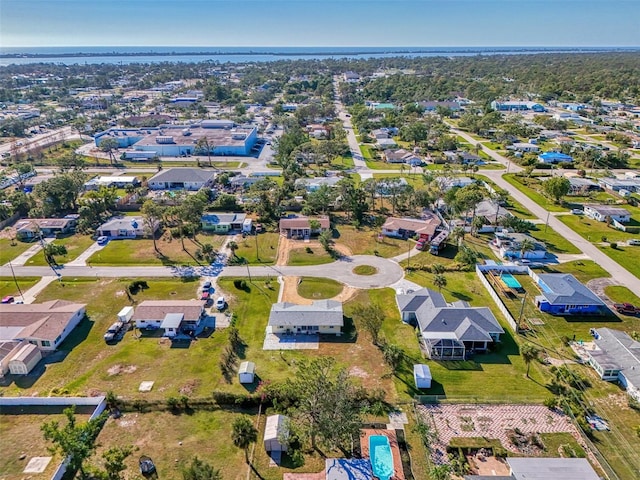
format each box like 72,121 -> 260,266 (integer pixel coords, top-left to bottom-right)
94,120 -> 257,157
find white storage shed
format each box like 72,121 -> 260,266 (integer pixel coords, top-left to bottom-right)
238,361 -> 256,384
8,343 -> 42,375
264,414 -> 289,452
413,364 -> 432,389
242,218 -> 253,233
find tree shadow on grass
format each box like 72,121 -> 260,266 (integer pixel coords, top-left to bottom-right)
320,316 -> 357,343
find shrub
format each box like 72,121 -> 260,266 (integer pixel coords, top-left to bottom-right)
233,279 -> 247,290
305,247 -> 313,254
610,242 -> 617,249
128,280 -> 149,295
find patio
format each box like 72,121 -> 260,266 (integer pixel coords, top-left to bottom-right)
262,332 -> 319,350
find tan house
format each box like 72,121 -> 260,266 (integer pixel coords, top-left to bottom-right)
279,216 -> 330,239
381,215 -> 441,241
266,300 -> 343,336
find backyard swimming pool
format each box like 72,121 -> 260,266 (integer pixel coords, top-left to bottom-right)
369,435 -> 394,480
500,272 -> 523,290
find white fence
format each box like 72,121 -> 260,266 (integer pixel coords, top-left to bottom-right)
475,264 -> 519,333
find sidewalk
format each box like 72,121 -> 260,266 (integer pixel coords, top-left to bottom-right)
18,275 -> 60,304
3,239 -> 53,267
65,241 -> 104,266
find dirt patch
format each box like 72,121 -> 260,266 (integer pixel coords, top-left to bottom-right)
114,290 -> 126,297
280,276 -> 358,304
349,366 -> 369,378
107,364 -> 138,376
276,237 -> 353,266
179,379 -> 201,396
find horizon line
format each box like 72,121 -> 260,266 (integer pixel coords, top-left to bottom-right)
3,45 -> 640,49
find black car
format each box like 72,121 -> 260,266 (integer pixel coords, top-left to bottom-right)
104,321 -> 125,343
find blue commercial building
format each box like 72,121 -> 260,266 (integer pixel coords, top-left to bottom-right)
534,273 -> 606,316
538,152 -> 574,164
490,100 -> 545,112
94,120 -> 257,157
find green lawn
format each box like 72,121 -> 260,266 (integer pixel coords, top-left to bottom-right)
0,238 -> 33,265
528,225 -> 581,254
0,277 -> 209,397
233,232 -> 280,265
287,247 -> 334,266
604,285 -> 640,306
25,234 -> 95,266
542,260 -> 610,283
297,277 -> 343,299
353,265 -> 378,275
0,276 -> 40,299
372,173 -> 427,188
503,174 -> 566,212
334,224 -> 407,258
366,160 -> 404,170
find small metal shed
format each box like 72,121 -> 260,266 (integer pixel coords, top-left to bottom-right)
8,343 -> 42,375
238,361 -> 256,384
413,364 -> 432,389
264,414 -> 289,452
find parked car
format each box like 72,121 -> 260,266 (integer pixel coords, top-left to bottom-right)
571,209 -> 584,215
416,241 -> 426,251
628,239 -> 640,246
202,281 -> 212,290
104,321 -> 124,343
215,296 -> 226,310
613,303 -> 639,315
200,291 -> 210,301
97,236 -> 109,245
1,295 -> 15,304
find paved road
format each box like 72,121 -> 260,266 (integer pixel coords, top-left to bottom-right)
0,255 -> 404,289
449,125 -> 640,292
0,127 -> 78,157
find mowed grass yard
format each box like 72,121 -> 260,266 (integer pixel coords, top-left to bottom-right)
334,224 -> 407,258
25,234 -> 96,266
297,277 -> 343,299
287,247 -> 334,266
233,232 -> 280,265
87,233 -> 228,266
0,238 -> 33,265
0,276 -> 40,299
93,410 -> 254,480
0,277 -> 216,398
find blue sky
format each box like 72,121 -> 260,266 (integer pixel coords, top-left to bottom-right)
1,0 -> 639,48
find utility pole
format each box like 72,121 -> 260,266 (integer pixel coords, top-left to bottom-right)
518,292 -> 528,329
8,260 -> 24,300
544,210 -> 550,233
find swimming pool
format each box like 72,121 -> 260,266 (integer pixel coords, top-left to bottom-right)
369,435 -> 394,480
500,272 -> 523,290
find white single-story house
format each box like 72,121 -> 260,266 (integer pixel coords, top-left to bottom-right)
201,212 -> 248,233
384,149 -> 421,165
435,176 -> 474,191
583,204 -> 631,223
587,328 -> 640,402
147,168 -> 216,191
413,364 -> 432,389
266,300 -> 343,336
492,232 -> 547,259
131,300 -> 205,333
508,143 -> 540,153
295,176 -> 342,192
84,175 -> 140,191
264,414 -> 289,453
506,458 -> 599,480
14,217 -> 77,240
97,216 -> 157,238
238,361 -> 256,384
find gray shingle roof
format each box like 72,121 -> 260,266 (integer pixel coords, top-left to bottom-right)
507,457 -> 599,480
536,274 -> 605,306
268,300 -> 343,327
397,288 -> 504,342
592,328 -> 640,386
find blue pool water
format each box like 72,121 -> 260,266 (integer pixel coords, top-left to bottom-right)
538,280 -> 553,293
500,272 -> 523,289
369,435 -> 394,480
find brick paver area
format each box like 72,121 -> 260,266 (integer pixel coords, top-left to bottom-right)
417,404 -> 586,465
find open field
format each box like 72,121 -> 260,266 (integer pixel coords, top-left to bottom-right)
334,224 -> 407,258
542,260 -> 610,284
297,277 -> 343,299
527,225 -> 582,255
0,238 -> 33,265
87,233 -> 228,266
233,232 -> 280,265
0,276 -> 40,298
25,234 -> 96,266
502,174 -> 566,212
604,285 -> 640,306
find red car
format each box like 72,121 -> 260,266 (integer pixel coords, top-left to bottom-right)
614,303 -> 639,315
200,291 -> 210,301
416,241 -> 426,251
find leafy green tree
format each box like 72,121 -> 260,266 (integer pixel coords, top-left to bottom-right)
542,177 -> 571,204
454,245 -> 478,267
43,243 -> 68,266
102,445 -> 133,480
195,137 -> 214,167
140,200 -> 165,253
232,416 -> 258,464
433,273 -> 447,292
228,240 -> 239,258
382,343 -> 403,373
182,457 -> 222,480
352,303 -> 385,345
429,464 -> 452,480
99,138 -> 119,165
41,406 -> 107,480
32,172 -> 86,217
521,343 -> 540,378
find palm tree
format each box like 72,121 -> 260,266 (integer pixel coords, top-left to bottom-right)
228,240 -> 239,258
521,343 -> 540,378
519,238 -> 536,260
450,226 -> 466,247
432,263 -> 445,275
232,416 -> 258,464
433,273 -> 447,293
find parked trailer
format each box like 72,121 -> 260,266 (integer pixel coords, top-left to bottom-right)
429,230 -> 449,255
117,306 -> 134,323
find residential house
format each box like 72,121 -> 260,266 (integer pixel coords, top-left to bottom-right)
396,288 -> 504,360
228,175 -> 262,191
381,214 -> 441,241
584,204 -> 631,223
458,199 -> 511,232
508,142 -> 540,153
131,300 -> 205,334
490,101 -> 545,112
147,168 -> 216,191
538,152 -> 573,164
384,149 -> 421,165
306,124 -> 330,139
443,151 -> 483,165
505,458 -> 599,480
587,328 -> 640,401
0,300 -> 86,375
97,216 -> 155,238
295,176 -> 342,192
567,177 -> 600,195
201,212 -> 248,233
533,273 -> 606,315
493,231 -> 547,259
14,217 -> 76,241
434,176 -> 474,191
598,177 -> 640,194
343,71 -> 361,83
417,100 -> 461,112
84,175 -> 141,191
376,138 -> 397,149
266,300 -> 343,336
279,216 -> 330,239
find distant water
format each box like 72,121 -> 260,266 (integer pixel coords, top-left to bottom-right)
2,46 -> 636,67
